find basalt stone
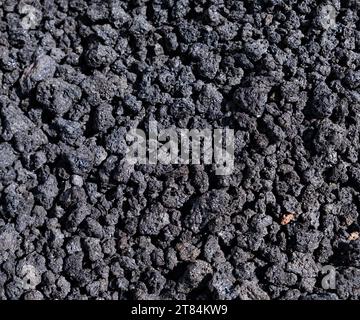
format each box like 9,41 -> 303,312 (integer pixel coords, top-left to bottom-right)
0,0 -> 358,301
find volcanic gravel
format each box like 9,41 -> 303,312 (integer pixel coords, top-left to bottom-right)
0,0 -> 360,300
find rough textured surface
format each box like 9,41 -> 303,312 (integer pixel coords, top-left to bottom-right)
0,0 -> 359,300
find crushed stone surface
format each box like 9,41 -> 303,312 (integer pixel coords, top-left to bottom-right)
0,0 -> 359,300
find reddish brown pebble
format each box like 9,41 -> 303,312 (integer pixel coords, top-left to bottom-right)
281,213 -> 295,225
